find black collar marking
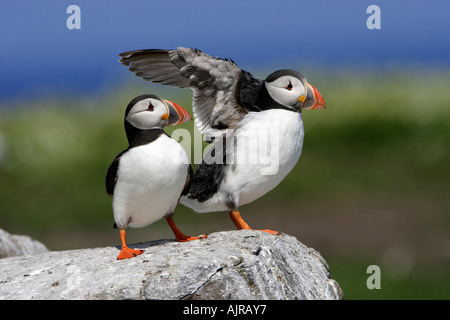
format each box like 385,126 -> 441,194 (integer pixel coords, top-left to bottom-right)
125,121 -> 168,148
254,82 -> 296,112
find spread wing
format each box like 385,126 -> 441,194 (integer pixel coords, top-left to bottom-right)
119,47 -> 261,134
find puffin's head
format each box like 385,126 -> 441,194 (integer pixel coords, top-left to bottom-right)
125,94 -> 191,129
264,70 -> 326,112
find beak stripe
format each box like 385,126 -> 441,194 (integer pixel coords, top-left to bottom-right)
304,83 -> 326,110
163,99 -> 192,126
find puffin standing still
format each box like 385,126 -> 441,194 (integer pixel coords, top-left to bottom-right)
119,48 -> 326,234
106,94 -> 206,260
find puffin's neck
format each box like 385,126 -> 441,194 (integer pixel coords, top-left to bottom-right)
124,121 -> 167,148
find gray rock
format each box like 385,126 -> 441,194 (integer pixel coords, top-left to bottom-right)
0,230 -> 343,300
0,228 -> 49,258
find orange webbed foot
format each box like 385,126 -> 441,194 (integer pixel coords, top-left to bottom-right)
116,229 -> 144,260
117,246 -> 144,260
166,217 -> 207,242
256,229 -> 281,236
175,233 -> 208,242
229,210 -> 280,235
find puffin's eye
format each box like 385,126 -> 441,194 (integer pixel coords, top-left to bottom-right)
147,103 -> 154,111
285,81 -> 293,91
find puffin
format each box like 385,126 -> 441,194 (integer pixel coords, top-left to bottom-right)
106,94 -> 206,260
118,47 -> 326,234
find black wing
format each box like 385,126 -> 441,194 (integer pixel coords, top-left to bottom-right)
105,150 -> 127,196
181,164 -> 194,197
183,136 -> 228,202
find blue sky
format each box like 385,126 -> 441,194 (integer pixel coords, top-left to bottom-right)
0,0 -> 449,102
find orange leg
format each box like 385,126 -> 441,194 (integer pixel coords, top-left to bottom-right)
117,229 -> 144,260
229,210 -> 280,235
167,217 -> 207,242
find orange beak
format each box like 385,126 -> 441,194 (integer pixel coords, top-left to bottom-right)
163,99 -> 192,126
302,83 -> 326,110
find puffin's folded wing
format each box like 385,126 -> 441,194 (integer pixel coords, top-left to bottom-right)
105,150 -> 127,196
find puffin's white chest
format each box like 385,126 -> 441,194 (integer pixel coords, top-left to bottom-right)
223,109 -> 304,206
113,135 -> 189,228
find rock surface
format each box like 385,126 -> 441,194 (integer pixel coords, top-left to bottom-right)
0,228 -> 49,258
0,230 -> 343,300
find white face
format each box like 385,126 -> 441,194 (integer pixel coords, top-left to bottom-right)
265,75 -> 306,109
125,98 -> 170,129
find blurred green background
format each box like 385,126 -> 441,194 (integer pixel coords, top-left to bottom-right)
0,68 -> 448,299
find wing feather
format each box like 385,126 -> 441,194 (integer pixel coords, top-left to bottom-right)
119,47 -> 256,133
